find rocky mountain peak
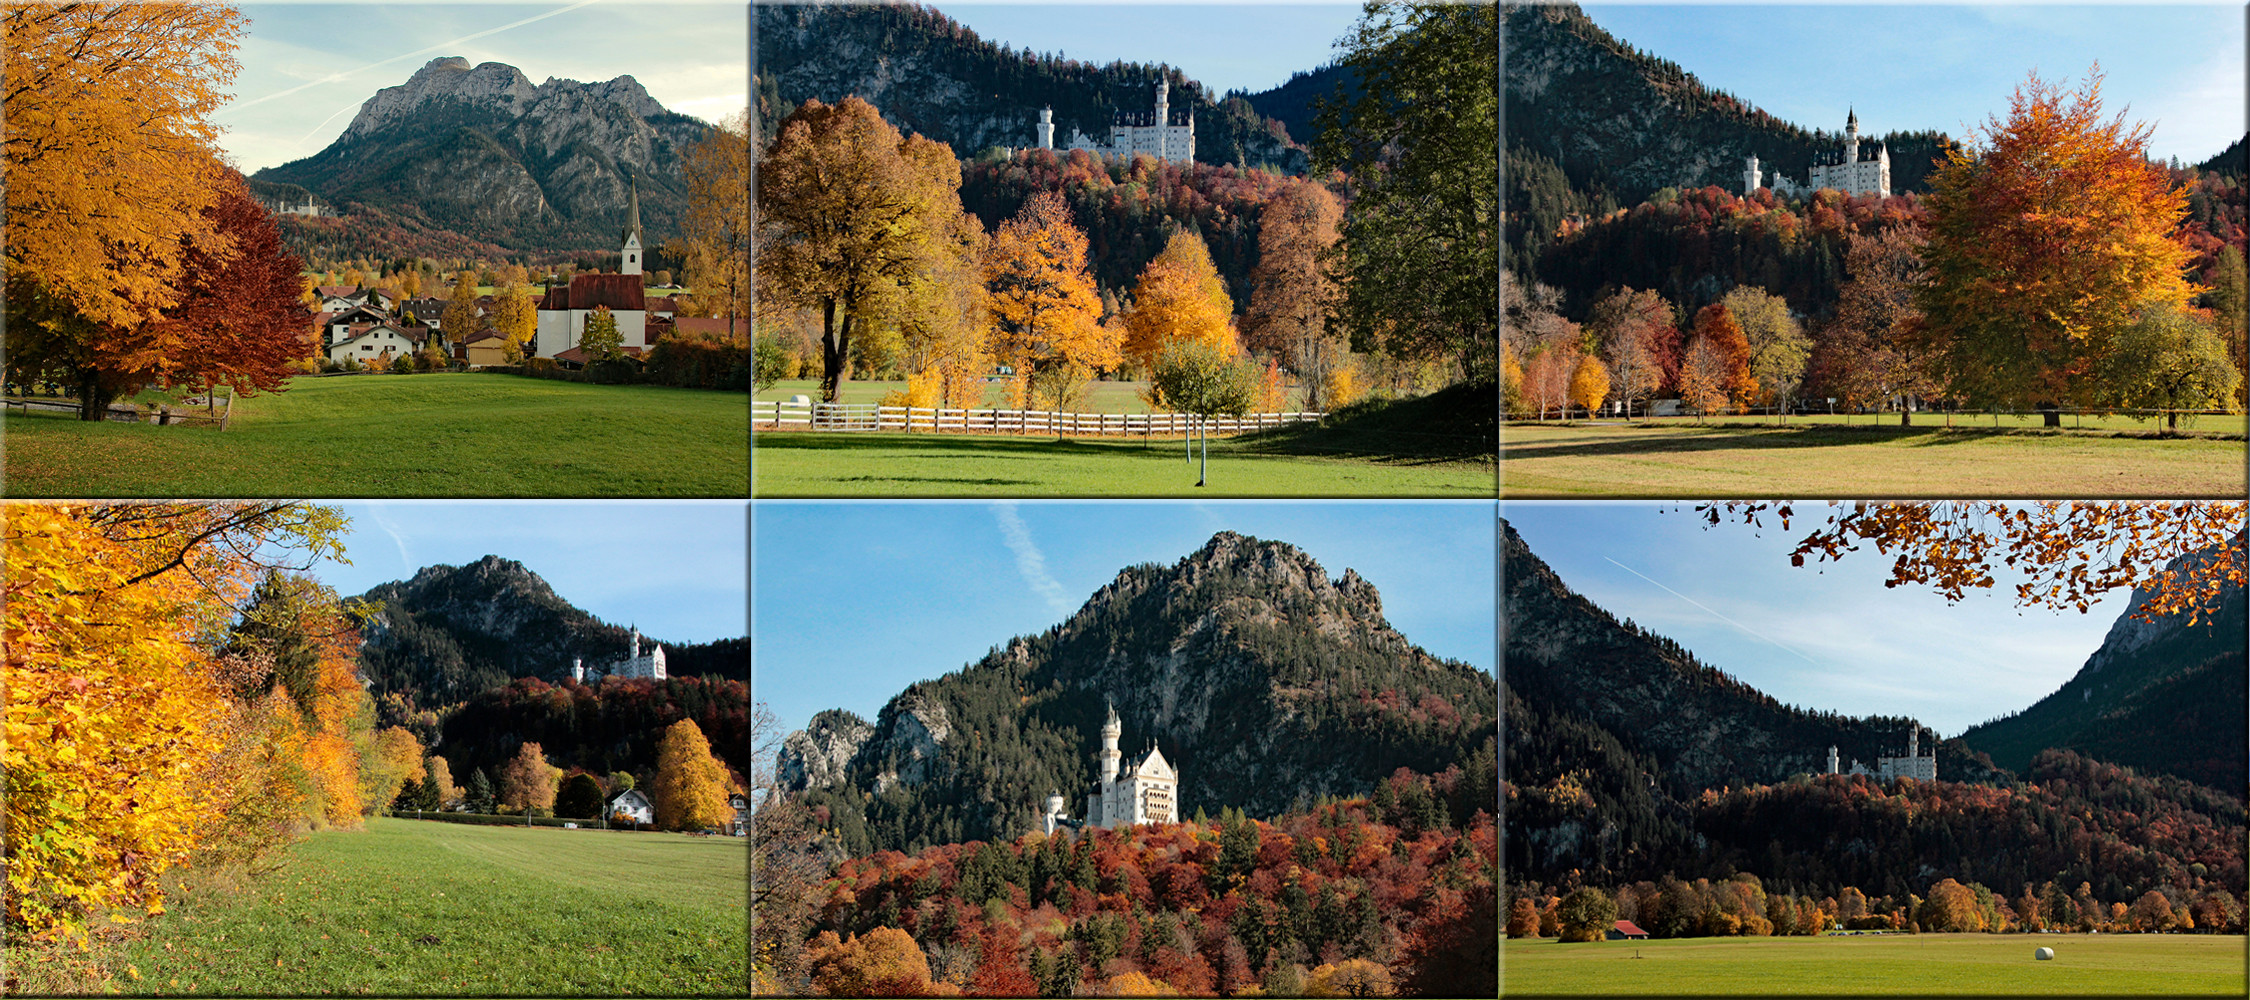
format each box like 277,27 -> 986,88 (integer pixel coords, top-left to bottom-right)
346,57 -> 540,139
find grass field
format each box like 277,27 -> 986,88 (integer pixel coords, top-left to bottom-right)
4,373 -> 748,497
1504,933 -> 2246,995
94,818 -> 746,995
1502,420 -> 2245,497
751,431 -> 1493,496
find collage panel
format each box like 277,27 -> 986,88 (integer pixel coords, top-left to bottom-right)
4,499 -> 751,994
3,3 -> 751,500
751,1 -> 1499,498
1499,500 -> 2248,995
750,500 -> 1500,996
1499,2 -> 2247,498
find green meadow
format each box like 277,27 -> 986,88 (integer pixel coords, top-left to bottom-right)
1501,419 -> 2245,497
95,818 -> 746,995
4,373 -> 748,497
1504,933 -> 2246,995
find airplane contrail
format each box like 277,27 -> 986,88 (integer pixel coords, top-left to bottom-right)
223,0 -> 604,117
1603,556 -> 1822,666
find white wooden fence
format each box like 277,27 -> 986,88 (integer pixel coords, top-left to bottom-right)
753,401 -> 1322,437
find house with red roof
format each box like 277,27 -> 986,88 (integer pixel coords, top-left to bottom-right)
533,178 -> 652,359
1607,920 -> 1650,940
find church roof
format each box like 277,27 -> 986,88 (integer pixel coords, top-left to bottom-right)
538,273 -> 645,312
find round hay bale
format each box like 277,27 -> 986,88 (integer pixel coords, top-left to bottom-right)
2035,947 -> 2055,961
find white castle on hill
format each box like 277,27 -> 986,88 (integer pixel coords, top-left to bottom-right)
1035,80 -> 1195,164
1828,726 -> 1936,782
571,627 -> 667,683
1743,108 -> 1891,199
1040,700 -> 1179,833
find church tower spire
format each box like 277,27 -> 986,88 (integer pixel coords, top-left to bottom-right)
621,175 -> 644,276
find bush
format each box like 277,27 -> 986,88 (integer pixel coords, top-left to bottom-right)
1556,887 -> 1617,942
556,773 -> 605,820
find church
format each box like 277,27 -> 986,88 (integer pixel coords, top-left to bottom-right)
1041,701 -> 1179,832
534,177 -> 650,359
1035,80 -> 1195,164
1743,109 -> 1891,199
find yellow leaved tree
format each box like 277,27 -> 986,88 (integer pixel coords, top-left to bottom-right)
985,190 -> 1116,410
650,719 -> 734,831
1125,229 -> 1238,373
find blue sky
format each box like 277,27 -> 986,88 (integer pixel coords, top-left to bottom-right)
932,3 -> 1367,96
218,2 -> 749,174
298,501 -> 748,644
1503,502 -> 2135,738
1571,3 -> 2245,165
752,501 -> 1497,732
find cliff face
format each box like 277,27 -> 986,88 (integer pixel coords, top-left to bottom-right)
783,532 -> 1497,852
256,57 -> 712,252
1961,542 -> 2247,790
755,2 -> 1306,173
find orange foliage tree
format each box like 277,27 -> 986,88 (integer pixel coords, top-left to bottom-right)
650,719 -> 733,831
3,502 -> 350,944
807,927 -> 940,997
1916,67 -> 2201,423
1688,302 -> 1755,410
985,190 -> 1115,409
1124,229 -> 1238,372
498,740 -> 560,815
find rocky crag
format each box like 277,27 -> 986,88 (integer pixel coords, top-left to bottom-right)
779,531 -> 1498,854
256,57 -> 712,253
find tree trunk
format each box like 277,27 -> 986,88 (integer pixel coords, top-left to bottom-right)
2168,409 -> 2179,431
76,371 -> 116,422
820,299 -> 852,403
2041,405 -> 2062,428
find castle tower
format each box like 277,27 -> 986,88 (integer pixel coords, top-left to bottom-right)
1908,726 -> 1918,760
1100,700 -> 1122,785
1154,80 -> 1171,159
1844,107 -> 1860,165
620,176 -> 644,276
573,657 -> 585,684
1827,745 -> 1839,775
630,627 -> 641,662
1743,153 -> 1763,196
1037,106 -> 1054,150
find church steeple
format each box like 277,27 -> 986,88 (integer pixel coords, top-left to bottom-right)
621,175 -> 643,276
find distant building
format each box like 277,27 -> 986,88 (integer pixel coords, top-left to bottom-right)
1608,920 -> 1651,940
610,788 -> 653,825
1032,700 -> 1181,832
326,322 -> 426,365
571,628 -> 667,683
1035,80 -> 1195,164
1829,726 -> 1936,781
1744,108 -> 1891,199
533,177 -> 650,358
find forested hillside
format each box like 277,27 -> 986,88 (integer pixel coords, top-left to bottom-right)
754,2 -> 1305,173
781,532 -> 1498,855
433,675 -> 751,791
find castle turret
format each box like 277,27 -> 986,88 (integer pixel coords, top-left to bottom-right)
1845,106 -> 1861,164
1908,726 -> 1918,760
1100,700 -> 1122,785
1037,106 -> 1054,150
1744,153 -> 1763,196
1827,745 -> 1839,776
573,657 -> 585,684
630,627 -> 641,662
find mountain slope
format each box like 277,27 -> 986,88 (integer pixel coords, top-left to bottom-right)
780,532 -> 1498,854
1503,1 -> 1949,205
754,2 -> 1306,172
1503,517 -> 2005,795
355,554 -> 746,710
1960,545 -> 2247,790
256,57 -> 710,254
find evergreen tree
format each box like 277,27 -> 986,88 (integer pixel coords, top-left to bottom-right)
467,767 -> 496,813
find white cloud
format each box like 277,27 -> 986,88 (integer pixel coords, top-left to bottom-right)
992,502 -> 1075,616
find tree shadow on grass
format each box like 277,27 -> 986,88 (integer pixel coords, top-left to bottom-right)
832,475 -> 1041,486
1503,424 -> 1976,462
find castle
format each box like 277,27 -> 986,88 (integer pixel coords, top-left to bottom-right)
570,627 -> 667,683
1827,726 -> 1936,782
1743,109 -> 1891,199
1035,80 -> 1195,164
1041,701 -> 1179,833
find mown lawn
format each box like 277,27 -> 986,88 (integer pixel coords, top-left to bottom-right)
754,378 -> 1312,414
751,430 -> 1493,496
1505,933 -> 2245,995
4,373 -> 748,497
1501,420 -> 2244,497
102,818 -> 746,995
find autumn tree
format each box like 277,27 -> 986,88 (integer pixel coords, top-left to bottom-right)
490,282 -> 537,361
1916,68 -> 2200,424
670,110 -> 751,336
1555,886 -> 1619,943
1721,286 -> 1810,420
1823,226 -> 1937,423
3,4 -> 243,405
441,271 -> 481,342
578,305 -> 625,364
1125,229 -> 1238,372
360,726 -> 425,817
1588,287 -> 1672,418
1678,335 -> 1730,418
2206,244 -> 2247,406
757,97 -> 963,401
808,927 -> 937,997
1243,182 -> 1347,409
424,756 -> 461,809
1688,302 -> 1755,411
886,208 -> 991,409
1568,353 -> 1611,418
1314,1 -> 1498,382
499,741 -> 558,814
651,719 -> 733,831
986,190 -> 1117,410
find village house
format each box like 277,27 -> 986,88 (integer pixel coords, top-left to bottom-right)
326,322 -> 426,365
610,788 -> 654,826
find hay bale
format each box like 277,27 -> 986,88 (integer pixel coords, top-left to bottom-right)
2035,947 -> 2055,961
